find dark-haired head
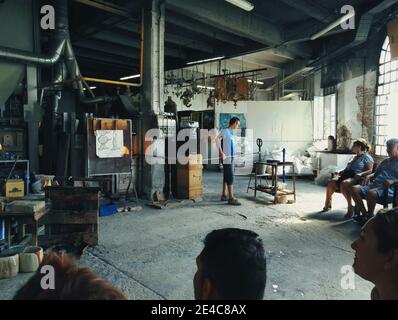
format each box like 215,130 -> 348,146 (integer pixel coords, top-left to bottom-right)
351,208 -> 398,290
193,228 -> 266,300
229,117 -> 240,129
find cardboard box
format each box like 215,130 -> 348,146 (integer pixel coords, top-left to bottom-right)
5,179 -> 24,199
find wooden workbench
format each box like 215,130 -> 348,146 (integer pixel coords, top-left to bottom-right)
2,208 -> 49,247
253,161 -> 296,204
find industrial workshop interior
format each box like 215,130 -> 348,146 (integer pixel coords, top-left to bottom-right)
1,0 -> 398,305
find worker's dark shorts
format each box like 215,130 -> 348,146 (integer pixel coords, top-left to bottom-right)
223,161 -> 234,186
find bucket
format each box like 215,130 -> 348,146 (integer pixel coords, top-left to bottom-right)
19,246 -> 43,273
0,247 -> 23,279
277,182 -> 287,190
274,195 -> 287,204
256,163 -> 267,175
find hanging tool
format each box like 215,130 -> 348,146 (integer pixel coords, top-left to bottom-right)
256,138 -> 263,161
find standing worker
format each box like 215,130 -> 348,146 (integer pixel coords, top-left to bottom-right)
216,117 -> 241,205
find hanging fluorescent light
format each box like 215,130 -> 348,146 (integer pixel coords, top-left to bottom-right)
225,0 -> 254,11
247,79 -> 264,85
83,86 -> 97,91
120,74 -> 140,81
186,56 -> 225,65
197,85 -> 215,90
310,11 -> 355,40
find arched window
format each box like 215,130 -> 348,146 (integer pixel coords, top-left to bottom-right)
374,36 -> 398,156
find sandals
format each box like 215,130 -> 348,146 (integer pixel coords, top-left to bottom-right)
343,207 -> 354,219
321,204 -> 332,212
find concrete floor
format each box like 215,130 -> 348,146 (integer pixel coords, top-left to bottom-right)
0,171 -> 376,300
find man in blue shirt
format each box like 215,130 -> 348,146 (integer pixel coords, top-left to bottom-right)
352,138 -> 398,221
216,117 -> 241,205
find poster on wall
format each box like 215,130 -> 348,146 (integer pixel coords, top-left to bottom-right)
219,113 -> 247,129
95,130 -> 125,158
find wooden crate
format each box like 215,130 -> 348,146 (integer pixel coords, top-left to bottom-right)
41,187 -> 99,247
176,166 -> 203,199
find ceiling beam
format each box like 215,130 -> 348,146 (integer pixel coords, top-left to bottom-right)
262,48 -> 296,60
165,33 -> 214,53
72,16 -> 129,44
231,56 -> 282,70
279,0 -> 335,22
166,0 -> 282,46
78,61 -> 133,79
73,0 -> 139,18
74,47 -> 138,67
116,22 -> 215,53
165,11 -> 246,47
71,0 -> 141,43
89,30 -> 187,60
166,0 -> 312,59
74,39 -> 141,60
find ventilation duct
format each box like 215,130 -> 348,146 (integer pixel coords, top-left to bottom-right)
0,0 -> 109,103
0,0 -> 68,66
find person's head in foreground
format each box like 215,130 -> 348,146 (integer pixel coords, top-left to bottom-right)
351,208 -> 398,300
194,228 -> 266,300
13,250 -> 127,300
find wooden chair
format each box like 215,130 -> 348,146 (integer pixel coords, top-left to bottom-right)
331,164 -> 397,212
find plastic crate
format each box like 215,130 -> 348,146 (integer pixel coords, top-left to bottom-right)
0,219 -> 4,241
99,204 -> 118,217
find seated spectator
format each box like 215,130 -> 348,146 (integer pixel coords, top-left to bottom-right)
322,138 -> 373,218
351,208 -> 398,300
13,250 -> 127,300
351,138 -> 398,223
193,228 -> 266,300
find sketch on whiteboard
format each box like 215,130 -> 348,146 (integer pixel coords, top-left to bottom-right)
95,130 -> 124,158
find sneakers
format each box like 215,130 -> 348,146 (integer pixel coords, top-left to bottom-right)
220,195 -> 228,201
228,198 -> 241,206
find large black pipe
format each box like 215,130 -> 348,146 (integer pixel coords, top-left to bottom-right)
0,0 -> 110,104
0,0 -> 68,65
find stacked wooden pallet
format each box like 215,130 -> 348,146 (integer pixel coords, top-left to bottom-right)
177,154 -> 203,200
41,187 -> 100,247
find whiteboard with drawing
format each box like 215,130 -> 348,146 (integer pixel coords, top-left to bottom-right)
95,130 -> 124,158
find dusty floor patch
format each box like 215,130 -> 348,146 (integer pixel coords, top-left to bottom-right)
0,172 -> 377,300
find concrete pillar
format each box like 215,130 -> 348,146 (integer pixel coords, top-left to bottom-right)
25,65 -> 40,173
140,0 -> 166,200
24,0 -> 41,174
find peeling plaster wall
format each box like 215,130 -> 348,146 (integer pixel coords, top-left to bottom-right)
318,27 -> 385,150
336,70 -> 377,146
